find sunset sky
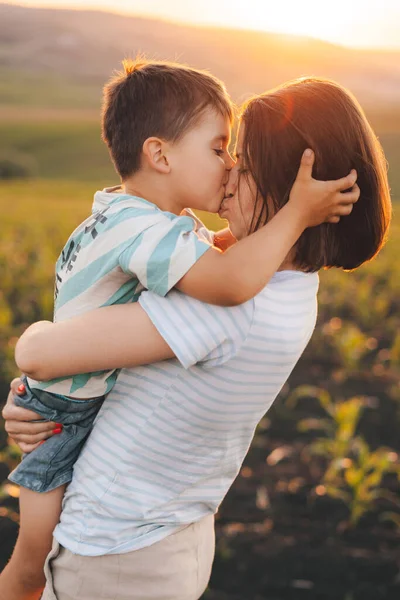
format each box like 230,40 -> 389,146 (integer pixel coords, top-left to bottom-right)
6,0 -> 400,49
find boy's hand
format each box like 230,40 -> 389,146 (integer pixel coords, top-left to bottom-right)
2,378 -> 57,453
289,149 -> 360,227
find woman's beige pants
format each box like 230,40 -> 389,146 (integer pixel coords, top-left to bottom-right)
41,515 -> 215,600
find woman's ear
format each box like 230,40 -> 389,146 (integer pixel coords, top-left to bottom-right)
142,137 -> 171,174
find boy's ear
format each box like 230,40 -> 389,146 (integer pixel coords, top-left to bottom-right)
142,137 -> 170,174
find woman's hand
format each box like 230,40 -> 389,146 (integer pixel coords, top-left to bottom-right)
289,149 -> 360,226
2,378 -> 58,453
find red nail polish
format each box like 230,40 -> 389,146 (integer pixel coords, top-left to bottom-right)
55,423 -> 63,429
53,428 -> 62,435
17,384 -> 26,393
39,441 -> 45,445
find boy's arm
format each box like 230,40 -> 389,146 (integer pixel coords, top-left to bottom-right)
176,206 -> 303,305
16,281 -> 248,383
176,150 -> 359,306
7,287 -> 252,452
15,305 -> 175,382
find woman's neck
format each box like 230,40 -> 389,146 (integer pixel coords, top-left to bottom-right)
277,260 -> 298,272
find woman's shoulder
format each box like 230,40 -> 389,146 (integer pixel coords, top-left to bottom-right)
253,270 -> 319,320
267,270 -> 319,294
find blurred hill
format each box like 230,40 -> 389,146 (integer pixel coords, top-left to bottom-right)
1,2 -> 400,110
1,3 -> 399,193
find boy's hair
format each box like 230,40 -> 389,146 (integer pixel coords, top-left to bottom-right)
240,77 -> 391,271
102,58 -> 233,179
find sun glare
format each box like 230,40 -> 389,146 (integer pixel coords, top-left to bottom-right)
6,0 -> 400,49
216,0 -> 360,46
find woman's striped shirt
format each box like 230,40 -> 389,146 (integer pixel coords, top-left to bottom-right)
55,270 -> 319,555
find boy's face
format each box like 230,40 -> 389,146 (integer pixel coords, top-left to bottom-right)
167,109 -> 234,213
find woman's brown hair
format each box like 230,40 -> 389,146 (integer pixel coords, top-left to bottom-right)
240,78 -> 391,271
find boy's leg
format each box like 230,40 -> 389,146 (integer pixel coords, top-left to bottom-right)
0,485 -> 65,600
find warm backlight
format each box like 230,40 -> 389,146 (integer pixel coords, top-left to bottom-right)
5,0 -> 400,49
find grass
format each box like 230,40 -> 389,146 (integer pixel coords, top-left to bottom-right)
0,120 -> 116,182
0,178 -> 224,390
1,115 -> 400,197
0,179 -> 225,233
1,180 -> 400,540
0,69 -> 101,110
378,132 -> 400,197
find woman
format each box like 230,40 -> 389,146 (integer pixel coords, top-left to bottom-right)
3,77 -> 390,600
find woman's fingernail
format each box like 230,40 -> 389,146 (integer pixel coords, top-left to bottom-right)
17,384 -> 26,393
55,423 -> 63,429
304,149 -> 313,157
39,441 -> 45,446
53,428 -> 62,435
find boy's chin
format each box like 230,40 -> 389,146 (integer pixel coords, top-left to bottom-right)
208,198 -> 226,214
189,194 -> 224,214
194,203 -> 220,214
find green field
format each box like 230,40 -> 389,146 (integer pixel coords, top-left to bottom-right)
0,69 -> 101,110
0,119 -> 115,182
1,114 -> 400,598
1,112 -> 400,196
0,179 -> 224,391
0,177 -> 399,387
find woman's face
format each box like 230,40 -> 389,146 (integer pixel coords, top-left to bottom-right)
218,123 -> 263,240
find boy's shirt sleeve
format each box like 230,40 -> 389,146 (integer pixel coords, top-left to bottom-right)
118,212 -> 213,296
181,208 -> 215,245
139,289 -> 254,369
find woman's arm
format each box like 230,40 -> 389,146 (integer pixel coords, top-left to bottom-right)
15,304 -> 175,381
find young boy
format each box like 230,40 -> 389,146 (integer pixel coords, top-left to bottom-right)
0,59 -> 357,600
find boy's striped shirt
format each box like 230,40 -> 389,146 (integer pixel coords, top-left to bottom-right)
28,188 -> 212,398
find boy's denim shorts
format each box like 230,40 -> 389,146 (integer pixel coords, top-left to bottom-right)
8,377 -> 104,493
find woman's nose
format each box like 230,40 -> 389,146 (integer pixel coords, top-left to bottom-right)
225,152 -> 235,171
225,165 -> 238,197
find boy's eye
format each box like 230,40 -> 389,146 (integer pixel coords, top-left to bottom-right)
238,167 -> 248,174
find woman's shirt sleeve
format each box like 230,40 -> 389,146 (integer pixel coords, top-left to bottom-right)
139,289 -> 255,369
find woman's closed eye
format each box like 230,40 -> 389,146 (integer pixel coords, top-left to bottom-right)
234,152 -> 247,173
214,149 -> 224,156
